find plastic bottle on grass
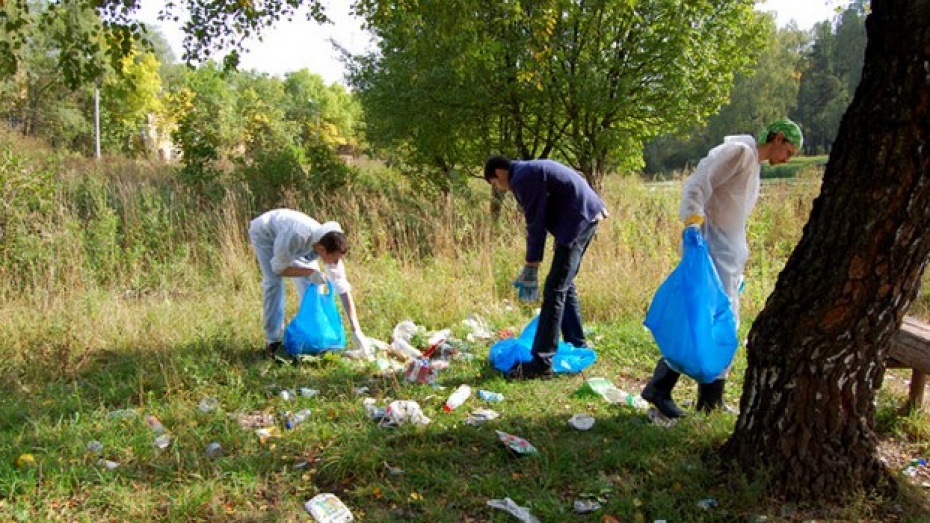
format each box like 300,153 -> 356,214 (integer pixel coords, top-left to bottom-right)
443,384 -> 472,412
478,390 -> 504,402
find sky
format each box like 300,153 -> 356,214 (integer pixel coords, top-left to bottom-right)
137,0 -> 844,86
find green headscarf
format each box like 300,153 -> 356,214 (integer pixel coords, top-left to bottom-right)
756,118 -> 804,149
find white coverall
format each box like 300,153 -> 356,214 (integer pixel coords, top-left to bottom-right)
679,134 -> 761,327
248,209 -> 352,344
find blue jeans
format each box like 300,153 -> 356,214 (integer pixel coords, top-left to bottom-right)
531,220 -> 599,365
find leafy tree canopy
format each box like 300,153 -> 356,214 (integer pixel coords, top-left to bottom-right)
1,0 -> 330,87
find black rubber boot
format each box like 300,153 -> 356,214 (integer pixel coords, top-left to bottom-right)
696,379 -> 734,413
641,358 -> 685,418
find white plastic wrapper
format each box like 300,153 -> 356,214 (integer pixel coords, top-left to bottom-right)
486,498 -> 540,523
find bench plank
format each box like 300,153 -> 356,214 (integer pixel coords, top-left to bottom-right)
888,316 -> 930,410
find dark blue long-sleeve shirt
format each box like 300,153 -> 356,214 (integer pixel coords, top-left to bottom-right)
508,159 -> 606,263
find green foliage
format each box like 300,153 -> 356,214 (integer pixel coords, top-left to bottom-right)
0,140 -> 63,289
644,17 -> 807,174
351,0 -> 767,189
792,2 -> 866,154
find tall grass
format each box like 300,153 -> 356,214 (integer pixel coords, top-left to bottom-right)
3,131 -> 928,521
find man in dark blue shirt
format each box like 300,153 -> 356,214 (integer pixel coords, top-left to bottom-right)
484,155 -> 608,379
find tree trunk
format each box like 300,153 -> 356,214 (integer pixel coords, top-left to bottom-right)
721,0 -> 930,502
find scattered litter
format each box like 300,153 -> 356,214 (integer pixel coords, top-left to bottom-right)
697,498 -> 718,509
576,377 -> 648,408
204,442 -> 223,459
198,397 -> 219,413
279,390 -> 296,401
465,408 -> 501,426
462,314 -> 493,342
383,400 -> 431,426
256,426 -> 281,443
568,414 -> 595,431
154,434 -> 172,449
443,384 -> 472,412
353,387 -> 370,396
145,415 -> 166,435
405,359 -> 437,384
304,493 -> 354,522
572,499 -> 602,513
97,459 -> 119,470
384,462 -> 404,475
390,321 -> 425,360
86,441 -> 103,454
647,408 -> 678,428
299,388 -> 320,397
486,497 -> 540,523
363,398 -> 387,421
478,390 -> 504,402
237,411 -> 276,430
373,357 -> 406,373
496,430 -> 538,456
285,409 -> 312,429
107,409 -> 137,419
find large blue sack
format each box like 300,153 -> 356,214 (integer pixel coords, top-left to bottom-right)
284,281 -> 346,356
488,316 -> 596,374
643,227 -> 738,383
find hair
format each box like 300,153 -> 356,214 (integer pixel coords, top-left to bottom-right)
318,231 -> 349,255
483,155 -> 512,181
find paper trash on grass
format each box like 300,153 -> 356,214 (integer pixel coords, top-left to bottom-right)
486,497 -> 541,523
304,493 -> 354,523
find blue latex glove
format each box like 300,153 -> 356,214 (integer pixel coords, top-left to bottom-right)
513,266 -> 539,302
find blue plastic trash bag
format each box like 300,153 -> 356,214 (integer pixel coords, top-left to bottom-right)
284,281 -> 346,356
643,227 -> 738,383
488,316 -> 596,374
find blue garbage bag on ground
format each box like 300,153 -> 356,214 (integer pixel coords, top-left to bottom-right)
284,281 -> 346,356
643,227 -> 738,383
489,316 -> 596,374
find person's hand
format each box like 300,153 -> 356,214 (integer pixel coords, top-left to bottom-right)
308,269 -> 327,286
352,330 -> 373,356
512,265 -> 539,303
683,214 -> 704,229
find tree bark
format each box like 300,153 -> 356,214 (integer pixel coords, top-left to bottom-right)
721,0 -> 930,502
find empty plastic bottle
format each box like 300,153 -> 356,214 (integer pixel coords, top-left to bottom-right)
443,384 -> 472,412
478,390 -> 504,402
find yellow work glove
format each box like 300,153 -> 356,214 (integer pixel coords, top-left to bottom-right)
683,214 -> 704,229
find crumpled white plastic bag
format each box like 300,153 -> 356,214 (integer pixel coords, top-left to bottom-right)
486,498 -> 540,523
382,400 -> 431,426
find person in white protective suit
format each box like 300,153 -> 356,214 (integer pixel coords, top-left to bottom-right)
248,208 -> 372,360
641,118 -> 803,418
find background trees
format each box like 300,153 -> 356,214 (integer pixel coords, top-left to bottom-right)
350,0 -> 766,190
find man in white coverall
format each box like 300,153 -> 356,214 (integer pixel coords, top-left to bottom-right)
641,118 -> 804,418
248,208 -> 372,359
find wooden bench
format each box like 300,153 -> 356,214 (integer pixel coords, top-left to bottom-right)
887,316 -> 930,411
